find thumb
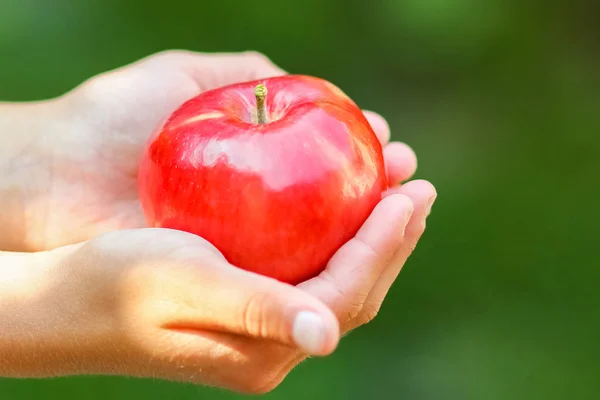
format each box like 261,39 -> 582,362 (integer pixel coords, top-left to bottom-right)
159,254 -> 340,356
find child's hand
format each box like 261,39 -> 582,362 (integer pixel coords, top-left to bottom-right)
0,50 -> 418,252
0,183 -> 435,394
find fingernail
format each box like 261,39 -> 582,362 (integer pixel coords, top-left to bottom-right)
292,311 -> 326,354
425,194 -> 437,216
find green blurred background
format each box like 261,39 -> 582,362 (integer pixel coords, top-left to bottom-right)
1,0 -> 599,399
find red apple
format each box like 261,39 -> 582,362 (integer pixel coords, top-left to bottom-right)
138,75 -> 387,284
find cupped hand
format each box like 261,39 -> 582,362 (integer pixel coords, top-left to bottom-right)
23,50 -> 420,251
21,177 -> 434,394
3,49 -> 439,393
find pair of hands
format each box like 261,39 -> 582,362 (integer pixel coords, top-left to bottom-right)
0,51 -> 436,394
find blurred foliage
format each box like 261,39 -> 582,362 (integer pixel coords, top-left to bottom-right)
1,0 -> 599,398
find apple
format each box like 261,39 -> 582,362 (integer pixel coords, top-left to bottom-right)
138,75 -> 388,284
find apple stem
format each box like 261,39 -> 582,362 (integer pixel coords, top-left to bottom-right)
254,84 -> 268,124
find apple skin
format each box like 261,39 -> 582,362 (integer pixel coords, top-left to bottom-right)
138,75 -> 388,285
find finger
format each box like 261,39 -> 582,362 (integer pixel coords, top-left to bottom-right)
363,110 -> 390,145
175,50 -> 287,89
361,110 -> 418,184
155,256 -> 340,356
135,50 -> 287,93
298,194 -> 414,325
205,51 -> 288,80
233,51 -> 288,77
384,142 -> 418,185
359,180 -> 437,320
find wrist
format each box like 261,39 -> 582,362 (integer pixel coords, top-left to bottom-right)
0,244 -> 110,378
0,99 -> 66,251
0,249 -> 55,376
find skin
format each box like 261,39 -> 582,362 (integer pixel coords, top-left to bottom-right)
0,50 -> 437,394
140,74 -> 389,284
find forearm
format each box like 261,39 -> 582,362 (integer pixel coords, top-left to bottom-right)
0,100 -> 60,251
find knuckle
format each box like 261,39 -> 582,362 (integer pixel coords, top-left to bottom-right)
152,49 -> 192,62
74,74 -> 113,106
239,378 -> 280,395
409,218 -> 427,239
352,237 -> 380,264
415,218 -> 427,237
240,291 -> 271,338
243,50 -> 270,63
405,232 -> 425,255
138,49 -> 200,71
320,270 -> 365,323
357,301 -> 382,326
236,367 -> 281,395
405,241 -> 418,257
404,220 -> 426,256
343,300 -> 364,323
411,236 -> 421,252
238,355 -> 298,395
243,51 -> 283,75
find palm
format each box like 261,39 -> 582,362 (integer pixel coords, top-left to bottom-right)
36,51 -> 280,249
39,51 -> 415,250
